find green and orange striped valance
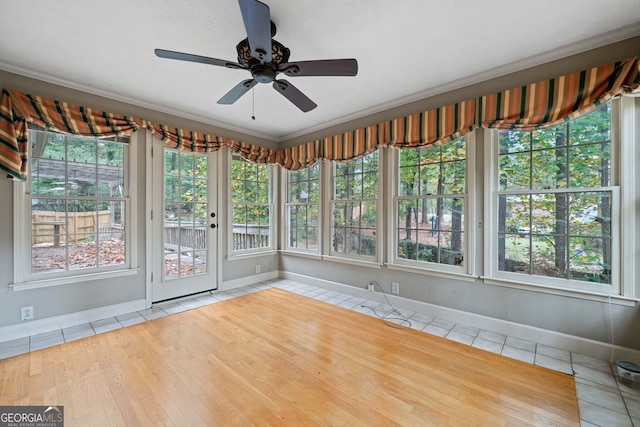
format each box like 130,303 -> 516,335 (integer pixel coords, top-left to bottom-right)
278,122 -> 389,170
0,89 -> 278,179
479,55 -> 640,130
1,55 -> 638,179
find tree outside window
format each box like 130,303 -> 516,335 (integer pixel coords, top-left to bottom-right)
286,165 -> 319,251
231,155 -> 272,251
331,152 -> 379,258
396,137 -> 466,267
497,103 -> 613,285
29,129 -> 128,274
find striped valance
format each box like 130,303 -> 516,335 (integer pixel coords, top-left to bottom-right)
0,90 -> 141,179
278,123 -> 389,170
480,55 -> 640,129
388,99 -> 476,148
278,56 -> 638,169
276,99 -> 475,170
0,89 -> 278,180
2,55 -> 638,179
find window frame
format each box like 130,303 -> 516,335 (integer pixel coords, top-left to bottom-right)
325,151 -> 383,265
389,135 -> 474,277
12,128 -> 138,290
227,152 -> 276,257
483,100 -> 625,296
283,164 -> 321,255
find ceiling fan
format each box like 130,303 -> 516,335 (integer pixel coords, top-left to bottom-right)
155,0 -> 358,113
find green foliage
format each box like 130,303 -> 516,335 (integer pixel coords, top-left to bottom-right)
397,137 -> 466,265
288,166 -> 320,249
231,156 -> 271,228
164,151 -> 208,223
497,103 -> 613,284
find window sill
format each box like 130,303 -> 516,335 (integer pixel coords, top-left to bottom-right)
11,268 -> 141,292
386,263 -> 477,282
481,276 -> 638,306
321,255 -> 382,269
226,250 -> 278,261
279,250 -> 322,260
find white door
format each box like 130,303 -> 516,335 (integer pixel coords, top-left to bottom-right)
151,141 -> 218,302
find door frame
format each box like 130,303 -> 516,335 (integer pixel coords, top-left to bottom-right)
144,131 -> 223,306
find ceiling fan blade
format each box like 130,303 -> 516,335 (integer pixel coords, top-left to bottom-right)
155,49 -> 244,70
272,80 -> 317,112
238,0 -> 272,63
280,59 -> 358,77
218,79 -> 258,104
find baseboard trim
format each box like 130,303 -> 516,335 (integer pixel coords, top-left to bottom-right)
222,271 -> 279,291
280,271 -> 640,363
0,299 -> 147,342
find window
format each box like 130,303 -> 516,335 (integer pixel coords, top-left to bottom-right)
330,151 -> 380,260
285,165 -> 320,252
162,150 -> 209,279
394,137 -> 467,270
230,154 -> 274,253
490,102 -> 617,292
16,128 -> 130,282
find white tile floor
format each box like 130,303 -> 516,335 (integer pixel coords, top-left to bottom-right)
1,278 -> 638,426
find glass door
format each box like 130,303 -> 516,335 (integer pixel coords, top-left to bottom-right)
152,142 -> 218,302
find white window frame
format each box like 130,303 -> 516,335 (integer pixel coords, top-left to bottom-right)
227,152 -> 276,257
283,164 -> 321,255
483,100 -> 628,296
388,135 -> 475,279
12,129 -> 138,291
324,151 -> 383,266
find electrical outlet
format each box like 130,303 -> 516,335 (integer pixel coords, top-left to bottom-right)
391,282 -> 400,295
255,264 -> 261,274
367,282 -> 375,292
21,306 -> 34,321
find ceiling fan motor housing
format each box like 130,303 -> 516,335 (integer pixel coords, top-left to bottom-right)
252,63 -> 277,83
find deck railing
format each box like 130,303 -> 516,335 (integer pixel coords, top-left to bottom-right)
163,222 -> 269,252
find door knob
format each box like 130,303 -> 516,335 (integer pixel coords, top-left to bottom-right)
210,224 -> 217,229
210,212 -> 216,218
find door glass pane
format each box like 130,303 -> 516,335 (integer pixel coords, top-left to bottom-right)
163,150 -> 208,279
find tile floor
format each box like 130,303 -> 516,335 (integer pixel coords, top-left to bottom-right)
1,278 -> 638,426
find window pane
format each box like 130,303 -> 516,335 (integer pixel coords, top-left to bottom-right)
500,234 -> 530,274
29,129 -> 129,277
231,156 -> 273,253
422,163 -> 440,195
532,148 -> 566,190
495,103 -> 613,286
332,152 -> 379,258
395,137 -> 466,269
531,127 -> 560,150
499,152 -> 531,191
441,160 -> 465,194
569,144 -> 610,187
499,130 -> 529,154
399,165 -> 418,196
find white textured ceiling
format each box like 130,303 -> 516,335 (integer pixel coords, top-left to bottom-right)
0,1 -> 639,142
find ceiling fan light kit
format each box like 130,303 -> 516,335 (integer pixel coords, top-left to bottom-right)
155,0 -> 358,112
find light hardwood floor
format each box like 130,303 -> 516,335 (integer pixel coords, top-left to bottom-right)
0,288 -> 579,426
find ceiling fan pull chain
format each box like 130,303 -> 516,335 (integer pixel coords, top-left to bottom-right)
251,87 -> 256,120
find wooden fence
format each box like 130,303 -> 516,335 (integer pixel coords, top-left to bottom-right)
32,210 -> 113,245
